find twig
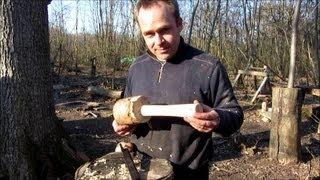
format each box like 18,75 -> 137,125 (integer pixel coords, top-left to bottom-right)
310,114 -> 320,123
305,147 -> 315,177
211,163 -> 229,173
84,111 -> 100,118
88,112 -> 99,118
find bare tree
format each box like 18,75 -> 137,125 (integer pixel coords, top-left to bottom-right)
242,0 -> 251,55
74,0 -> 79,75
187,0 -> 200,44
288,0 -> 302,88
205,0 -> 221,53
316,0 -> 320,85
316,0 -> 320,134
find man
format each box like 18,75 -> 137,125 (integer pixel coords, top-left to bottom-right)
112,0 -> 243,179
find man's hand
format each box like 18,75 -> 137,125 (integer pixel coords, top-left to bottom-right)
112,120 -> 137,136
184,100 -> 220,133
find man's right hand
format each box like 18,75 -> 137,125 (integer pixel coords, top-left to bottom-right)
112,120 -> 136,136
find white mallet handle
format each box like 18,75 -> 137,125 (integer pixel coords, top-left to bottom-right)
140,104 -> 203,117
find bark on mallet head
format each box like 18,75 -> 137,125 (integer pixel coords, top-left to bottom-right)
113,96 -> 151,125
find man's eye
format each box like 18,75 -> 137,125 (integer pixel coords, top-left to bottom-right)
160,28 -> 170,34
145,32 -> 154,37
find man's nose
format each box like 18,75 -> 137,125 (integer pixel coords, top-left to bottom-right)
154,34 -> 163,45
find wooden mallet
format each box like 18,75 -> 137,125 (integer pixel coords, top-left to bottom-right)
113,96 -> 203,125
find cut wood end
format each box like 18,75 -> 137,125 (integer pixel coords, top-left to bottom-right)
130,96 -> 150,123
113,96 -> 150,125
195,103 -> 203,113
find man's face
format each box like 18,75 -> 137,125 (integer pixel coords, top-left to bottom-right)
137,2 -> 182,61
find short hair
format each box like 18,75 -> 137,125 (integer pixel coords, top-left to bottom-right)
134,0 -> 181,20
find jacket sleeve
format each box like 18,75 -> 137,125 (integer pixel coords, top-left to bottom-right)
209,62 -> 244,137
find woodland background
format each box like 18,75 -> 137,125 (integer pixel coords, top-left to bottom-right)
0,0 -> 319,179
48,0 -> 320,86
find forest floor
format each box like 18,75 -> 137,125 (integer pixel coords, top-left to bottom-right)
54,71 -> 320,179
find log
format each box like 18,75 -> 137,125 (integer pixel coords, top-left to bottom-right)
301,105 -> 320,119
310,89 -> 320,97
55,101 -> 87,108
237,70 -> 267,77
269,87 -> 304,164
87,86 -> 123,99
295,85 -> 320,97
249,66 -> 266,71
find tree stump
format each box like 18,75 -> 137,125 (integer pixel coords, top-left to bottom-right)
75,152 -> 173,180
269,87 -> 304,164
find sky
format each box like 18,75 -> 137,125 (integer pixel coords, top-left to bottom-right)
48,0 -> 194,34
48,0 -> 95,33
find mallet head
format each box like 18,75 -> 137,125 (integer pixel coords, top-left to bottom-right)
113,96 -> 151,125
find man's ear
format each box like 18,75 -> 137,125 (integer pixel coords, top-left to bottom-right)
176,17 -> 183,31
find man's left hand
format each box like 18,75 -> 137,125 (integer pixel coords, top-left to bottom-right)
184,100 -> 220,133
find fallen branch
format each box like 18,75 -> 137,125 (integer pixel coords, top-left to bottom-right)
87,86 -> 123,99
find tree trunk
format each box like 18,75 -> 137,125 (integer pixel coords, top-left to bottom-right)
74,0 -> 79,76
316,0 -> 320,85
0,1 -> 71,178
99,0 -> 104,35
288,0 -> 302,88
242,0 -> 251,58
187,0 -> 200,45
205,0 -> 221,53
317,0 -> 320,135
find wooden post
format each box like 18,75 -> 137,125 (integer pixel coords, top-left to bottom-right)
269,87 -> 304,164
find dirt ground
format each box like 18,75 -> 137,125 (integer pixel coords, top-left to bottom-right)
54,73 -> 320,179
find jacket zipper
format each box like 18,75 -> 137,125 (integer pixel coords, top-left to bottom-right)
158,61 -> 166,83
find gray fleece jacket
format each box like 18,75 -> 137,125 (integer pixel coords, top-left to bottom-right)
124,38 -> 243,169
